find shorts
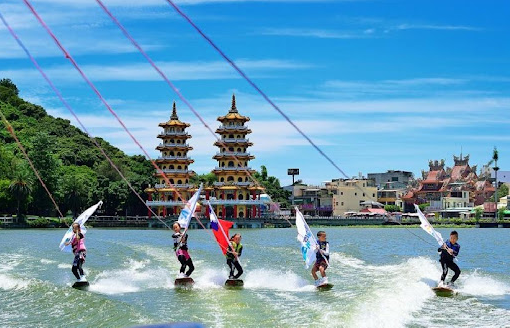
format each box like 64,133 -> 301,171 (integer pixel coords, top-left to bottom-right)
313,259 -> 328,270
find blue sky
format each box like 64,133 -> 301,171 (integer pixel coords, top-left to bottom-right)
0,0 -> 509,186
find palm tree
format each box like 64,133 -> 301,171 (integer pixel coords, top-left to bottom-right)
9,169 -> 33,222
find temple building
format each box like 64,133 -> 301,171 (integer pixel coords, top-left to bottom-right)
145,102 -> 196,216
402,154 -> 495,215
205,95 -> 266,219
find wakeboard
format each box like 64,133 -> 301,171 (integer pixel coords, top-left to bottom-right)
72,281 -> 90,290
174,277 -> 194,288
225,279 -> 244,288
317,283 -> 334,291
432,286 -> 456,297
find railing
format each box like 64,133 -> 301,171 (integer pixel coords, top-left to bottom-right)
159,169 -> 189,174
154,183 -> 193,189
158,143 -> 190,148
158,131 -> 189,136
217,125 -> 248,130
219,138 -> 250,143
214,152 -> 251,157
157,156 -> 191,160
208,199 -> 268,205
213,167 -> 252,171
213,181 -> 252,187
147,200 -> 186,206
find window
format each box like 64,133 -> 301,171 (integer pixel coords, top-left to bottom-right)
177,180 -> 182,184
177,165 -> 182,169
170,151 -> 174,156
220,177 -> 225,182
373,194 -> 376,197
169,165 -> 174,169
341,202 -> 344,206
392,177 -> 399,182
336,202 -> 339,206
355,193 -> 357,196
363,193 -> 365,197
238,177 -> 243,182
228,161 -> 234,167
227,176 -> 234,182
170,179 -> 174,184
341,192 -> 343,195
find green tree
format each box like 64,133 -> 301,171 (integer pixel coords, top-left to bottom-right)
418,203 -> 430,212
253,166 -> 291,207
59,165 -> 98,218
0,79 -> 19,95
9,166 -> 33,221
489,184 -> 509,202
28,132 -> 61,216
474,207 -> 483,222
0,179 -> 14,213
384,205 -> 401,212
498,208 -> 506,221
190,173 -> 217,187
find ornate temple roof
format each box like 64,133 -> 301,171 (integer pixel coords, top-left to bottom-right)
217,94 -> 250,122
159,102 -> 190,128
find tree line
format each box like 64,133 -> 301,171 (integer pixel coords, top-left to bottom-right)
0,79 -> 290,221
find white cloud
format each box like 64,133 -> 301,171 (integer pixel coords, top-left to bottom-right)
0,59 -> 311,82
395,24 -> 481,31
258,28 -> 372,39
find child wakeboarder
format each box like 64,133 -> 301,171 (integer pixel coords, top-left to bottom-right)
226,233 -> 243,279
438,230 -> 461,288
172,222 -> 195,278
64,223 -> 87,282
312,231 -> 330,286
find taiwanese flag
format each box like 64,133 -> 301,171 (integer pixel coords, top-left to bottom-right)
209,203 -> 233,255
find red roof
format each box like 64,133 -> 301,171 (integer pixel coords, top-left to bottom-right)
360,208 -> 387,214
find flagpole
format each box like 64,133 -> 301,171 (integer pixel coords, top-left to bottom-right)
296,207 -> 330,268
175,184 -> 202,254
208,202 -> 241,264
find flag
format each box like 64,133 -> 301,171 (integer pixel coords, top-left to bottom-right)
177,183 -> 203,229
415,204 -> 444,246
295,207 -> 318,268
59,200 -> 103,252
209,203 -> 233,255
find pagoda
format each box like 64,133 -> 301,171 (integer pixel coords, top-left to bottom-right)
205,94 -> 265,219
145,102 -> 196,217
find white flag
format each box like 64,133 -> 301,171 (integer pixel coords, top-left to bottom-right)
59,200 -> 103,252
177,183 -> 203,229
295,207 -> 318,268
415,204 -> 444,246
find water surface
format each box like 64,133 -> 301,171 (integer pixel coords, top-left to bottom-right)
1,228 -> 509,327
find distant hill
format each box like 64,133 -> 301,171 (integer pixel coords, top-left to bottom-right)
0,78 -> 155,217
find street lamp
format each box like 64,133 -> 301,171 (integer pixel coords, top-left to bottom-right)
493,147 -> 499,222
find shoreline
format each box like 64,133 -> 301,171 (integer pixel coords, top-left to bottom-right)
0,223 -> 490,230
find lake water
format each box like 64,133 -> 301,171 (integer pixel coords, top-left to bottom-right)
1,228 -> 509,328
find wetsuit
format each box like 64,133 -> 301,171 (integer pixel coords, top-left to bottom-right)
438,240 -> 461,283
314,241 -> 330,270
71,232 -> 86,280
173,232 -> 194,276
226,241 -> 243,279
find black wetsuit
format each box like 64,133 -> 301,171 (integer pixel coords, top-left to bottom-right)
226,242 -> 243,279
438,240 -> 461,283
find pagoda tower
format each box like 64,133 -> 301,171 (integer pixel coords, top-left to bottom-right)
146,102 -> 195,217
206,94 -> 265,219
